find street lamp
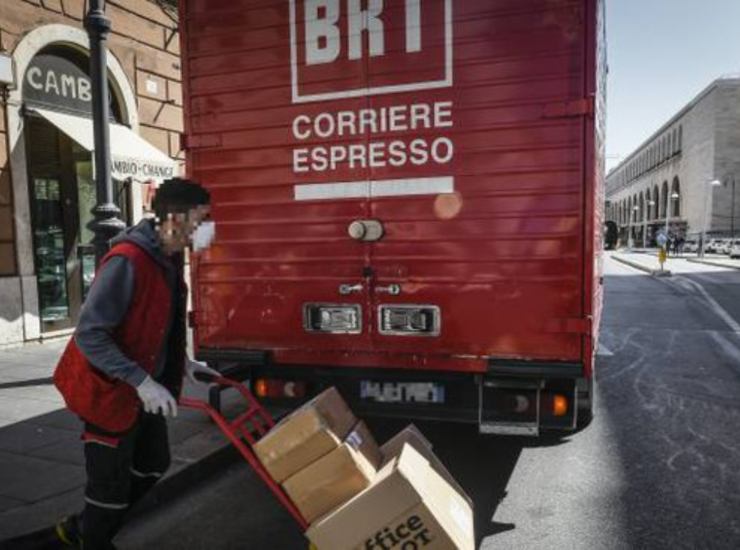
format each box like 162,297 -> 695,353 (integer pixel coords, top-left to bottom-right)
700,179 -> 722,257
85,0 -> 125,266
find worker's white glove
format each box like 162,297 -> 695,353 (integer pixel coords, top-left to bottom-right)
136,376 -> 178,417
185,358 -> 220,385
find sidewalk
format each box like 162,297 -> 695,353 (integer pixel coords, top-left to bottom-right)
0,339 -> 241,541
612,249 -> 740,274
610,250 -> 669,275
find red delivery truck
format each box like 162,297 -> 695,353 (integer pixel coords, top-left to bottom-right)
179,0 -> 606,435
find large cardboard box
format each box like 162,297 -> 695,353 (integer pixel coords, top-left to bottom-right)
380,424 -> 472,508
283,420 -> 382,523
254,387 -> 356,482
306,442 -> 475,550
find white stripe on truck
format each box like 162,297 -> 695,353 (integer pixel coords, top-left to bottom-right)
294,177 -> 454,201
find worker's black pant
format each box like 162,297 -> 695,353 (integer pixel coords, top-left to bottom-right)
82,412 -> 170,550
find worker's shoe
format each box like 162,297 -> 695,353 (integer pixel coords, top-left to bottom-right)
55,515 -> 83,547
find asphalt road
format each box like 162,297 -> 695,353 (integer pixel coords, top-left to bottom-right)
117,255 -> 740,549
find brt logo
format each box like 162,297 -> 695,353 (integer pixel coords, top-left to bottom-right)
289,0 -> 452,103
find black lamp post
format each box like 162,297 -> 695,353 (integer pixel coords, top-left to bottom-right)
85,0 -> 125,266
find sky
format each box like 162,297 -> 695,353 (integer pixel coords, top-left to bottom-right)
606,0 -> 740,172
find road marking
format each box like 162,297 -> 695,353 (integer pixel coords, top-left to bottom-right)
709,331 -> 740,366
597,344 -> 614,356
673,277 -> 740,334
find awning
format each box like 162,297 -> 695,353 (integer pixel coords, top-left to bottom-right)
30,107 -> 178,183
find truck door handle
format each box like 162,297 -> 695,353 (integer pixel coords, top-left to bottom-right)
375,284 -> 402,295
338,283 -> 363,295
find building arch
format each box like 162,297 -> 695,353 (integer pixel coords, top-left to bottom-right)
660,181 -> 669,217
8,24 -> 140,341
671,176 -> 681,217
622,199 -> 627,225
652,184 -> 659,219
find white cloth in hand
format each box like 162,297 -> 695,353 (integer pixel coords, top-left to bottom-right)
185,358 -> 220,385
136,376 -> 178,417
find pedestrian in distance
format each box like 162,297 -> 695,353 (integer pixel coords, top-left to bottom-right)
676,236 -> 684,256
52,178 -> 219,550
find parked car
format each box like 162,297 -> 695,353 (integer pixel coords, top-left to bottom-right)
683,239 -> 699,253
720,239 -> 734,255
706,239 -> 722,253
730,240 -> 740,259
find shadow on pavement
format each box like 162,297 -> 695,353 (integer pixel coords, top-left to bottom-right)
366,417 -> 570,547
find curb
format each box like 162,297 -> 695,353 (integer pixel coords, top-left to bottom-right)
685,257 -> 740,271
132,431 -> 237,518
612,255 -> 671,277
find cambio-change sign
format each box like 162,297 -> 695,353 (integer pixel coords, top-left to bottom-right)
289,0 -> 455,201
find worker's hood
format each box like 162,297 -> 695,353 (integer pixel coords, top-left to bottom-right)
110,218 -> 172,270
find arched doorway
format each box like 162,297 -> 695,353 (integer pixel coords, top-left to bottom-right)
9,25 -> 175,340
23,45 -> 129,331
660,181 -> 669,218
671,177 -> 681,217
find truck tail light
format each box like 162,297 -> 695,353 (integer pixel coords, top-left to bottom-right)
552,394 -> 569,417
254,378 -> 307,399
304,304 -> 361,334
378,305 -> 440,336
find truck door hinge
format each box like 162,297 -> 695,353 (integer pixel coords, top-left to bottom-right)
543,97 -> 595,119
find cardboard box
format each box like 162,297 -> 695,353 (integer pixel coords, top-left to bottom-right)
283,420 -> 382,523
380,424 -> 472,508
254,387 -> 356,482
306,443 -> 475,550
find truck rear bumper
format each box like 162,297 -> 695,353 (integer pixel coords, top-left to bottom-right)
197,349 -> 588,433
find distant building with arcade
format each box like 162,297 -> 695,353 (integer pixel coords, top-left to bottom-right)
605,78 -> 740,247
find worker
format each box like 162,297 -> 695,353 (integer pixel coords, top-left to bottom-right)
52,178 -> 219,549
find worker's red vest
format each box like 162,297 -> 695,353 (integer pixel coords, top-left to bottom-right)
53,242 -> 174,433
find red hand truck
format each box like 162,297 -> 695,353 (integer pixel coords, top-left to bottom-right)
179,375 -> 309,532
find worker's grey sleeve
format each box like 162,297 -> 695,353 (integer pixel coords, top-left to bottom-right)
74,256 -> 149,388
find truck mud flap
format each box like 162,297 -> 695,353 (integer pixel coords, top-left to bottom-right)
478,378 -> 577,436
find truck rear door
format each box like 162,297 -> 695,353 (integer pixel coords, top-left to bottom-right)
186,0 -> 588,369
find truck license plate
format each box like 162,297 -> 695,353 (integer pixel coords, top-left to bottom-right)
360,381 -> 445,404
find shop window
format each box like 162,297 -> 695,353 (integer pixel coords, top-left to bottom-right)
26,116 -> 129,330
23,45 -> 129,331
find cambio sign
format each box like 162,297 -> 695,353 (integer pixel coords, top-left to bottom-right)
289,0 -> 455,201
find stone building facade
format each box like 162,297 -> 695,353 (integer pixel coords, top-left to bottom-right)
0,0 -> 184,346
606,78 -> 740,247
